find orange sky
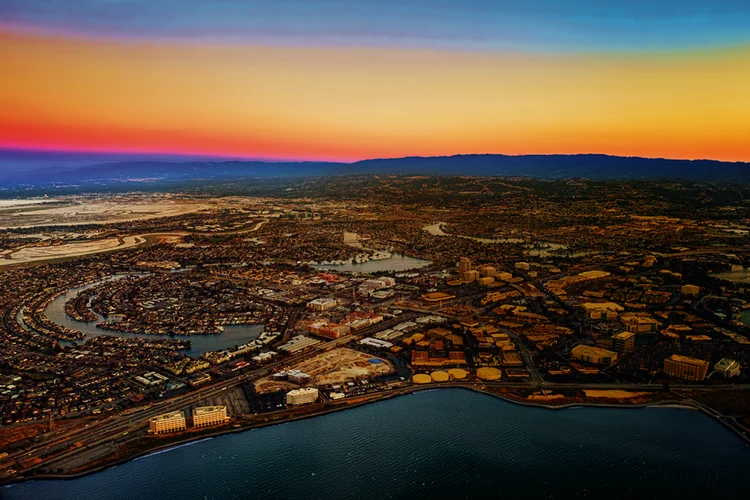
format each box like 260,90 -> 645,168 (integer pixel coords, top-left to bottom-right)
1,30 -> 749,161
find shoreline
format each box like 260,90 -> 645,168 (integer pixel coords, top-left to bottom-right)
4,383 -> 748,488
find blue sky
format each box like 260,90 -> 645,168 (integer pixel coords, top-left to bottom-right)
2,0 -> 750,51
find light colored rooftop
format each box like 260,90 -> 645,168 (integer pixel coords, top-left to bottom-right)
287,387 -> 318,396
581,302 -> 624,311
193,406 -> 226,416
613,331 -> 636,340
572,345 -> 617,357
715,358 -> 740,370
667,354 -> 709,367
150,411 -> 184,422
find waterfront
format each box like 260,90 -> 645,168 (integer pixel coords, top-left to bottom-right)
5,389 -> 750,500
711,265 -> 750,283
421,222 -> 588,257
313,253 -> 430,273
41,275 -> 263,356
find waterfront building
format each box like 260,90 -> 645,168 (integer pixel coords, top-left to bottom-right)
715,358 -> 741,379
663,354 -> 709,381
612,331 -> 636,353
192,406 -> 228,428
149,411 -> 187,434
571,345 -> 618,365
286,387 -> 319,405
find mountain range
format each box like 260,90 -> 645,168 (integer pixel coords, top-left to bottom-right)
0,151 -> 748,186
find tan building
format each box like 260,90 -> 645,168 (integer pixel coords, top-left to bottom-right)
714,358 -> 741,379
307,298 -> 338,311
286,387 -> 319,405
462,270 -> 480,282
612,331 -> 636,353
457,257 -> 472,274
581,302 -> 624,320
681,284 -> 700,296
620,313 -> 658,333
478,276 -> 495,286
192,406 -> 229,428
478,265 -> 497,277
664,354 -> 709,381
572,345 -> 618,365
150,411 -> 187,435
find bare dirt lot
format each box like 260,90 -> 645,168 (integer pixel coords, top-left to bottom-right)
0,233 -> 185,266
0,200 -> 214,229
254,348 -> 394,394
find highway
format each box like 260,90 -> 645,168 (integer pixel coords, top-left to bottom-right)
4,312 -> 419,475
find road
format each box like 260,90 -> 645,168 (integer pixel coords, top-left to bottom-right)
3,312 -> 421,475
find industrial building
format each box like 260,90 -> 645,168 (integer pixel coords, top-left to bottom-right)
149,411 -> 186,434
192,406 -> 228,428
286,387 -> 319,405
612,331 -> 636,353
279,335 -> 321,353
571,345 -> 618,365
664,354 -> 709,381
134,371 -> 169,387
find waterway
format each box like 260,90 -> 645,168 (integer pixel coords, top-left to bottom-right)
314,254 -> 430,273
39,275 -> 263,357
711,265 -> 750,283
422,222 -> 588,258
5,389 -> 750,500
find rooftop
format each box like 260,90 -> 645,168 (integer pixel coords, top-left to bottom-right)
667,354 -> 709,367
193,406 -> 226,416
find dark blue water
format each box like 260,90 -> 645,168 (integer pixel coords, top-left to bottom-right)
5,389 -> 750,500
39,275 -> 263,356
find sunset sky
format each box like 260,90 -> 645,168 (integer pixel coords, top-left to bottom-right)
1,1 -> 749,162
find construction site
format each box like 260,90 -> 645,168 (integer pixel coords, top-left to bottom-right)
253,348 -> 395,394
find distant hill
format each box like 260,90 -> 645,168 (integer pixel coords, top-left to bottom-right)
354,154 -> 750,181
0,152 -> 748,186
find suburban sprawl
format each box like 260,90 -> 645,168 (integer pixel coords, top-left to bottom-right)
2,175 -> 750,483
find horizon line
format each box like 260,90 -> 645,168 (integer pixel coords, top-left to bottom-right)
1,146 -> 748,166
